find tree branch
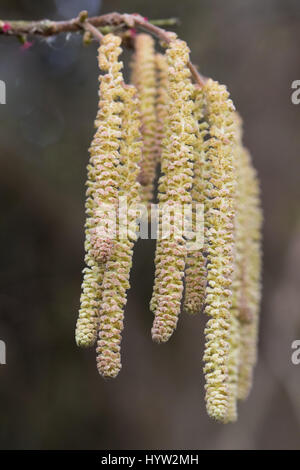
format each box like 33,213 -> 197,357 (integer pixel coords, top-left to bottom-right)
0,12 -> 178,37
82,20 -> 104,42
0,11 -> 206,86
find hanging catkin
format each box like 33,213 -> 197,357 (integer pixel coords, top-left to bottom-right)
202,79 -> 236,422
155,53 -> 169,166
131,34 -> 157,204
149,53 -> 169,312
75,204 -> 106,348
183,86 -> 208,315
223,113 -> 245,422
237,147 -> 262,400
74,23 -> 263,422
75,139 -> 105,348
76,33 -> 125,348
150,36 -> 197,343
88,33 -> 125,263
96,81 -> 142,378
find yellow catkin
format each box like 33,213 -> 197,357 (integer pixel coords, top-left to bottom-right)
224,113 -> 244,422
75,140 -> 106,348
150,54 -> 168,300
155,53 -> 169,167
76,34 -> 124,348
131,34 -> 157,204
202,79 -> 236,422
150,36 -> 197,343
149,53 -> 169,313
76,265 -> 105,348
96,83 -> 142,378
183,86 -> 208,315
225,312 -> 240,422
88,34 -> 125,263
237,147 -> 262,400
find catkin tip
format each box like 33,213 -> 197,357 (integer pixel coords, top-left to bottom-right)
151,319 -> 176,343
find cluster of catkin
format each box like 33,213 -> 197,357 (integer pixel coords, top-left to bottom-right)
75,31 -> 262,423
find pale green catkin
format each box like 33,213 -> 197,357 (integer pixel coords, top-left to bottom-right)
224,113 -> 244,423
149,53 -> 169,314
155,53 -> 169,167
237,145 -> 263,400
150,36 -> 198,343
202,79 -> 236,422
75,137 -> 106,348
76,33 -> 125,348
131,34 -> 157,205
96,81 -> 142,378
183,86 -> 208,315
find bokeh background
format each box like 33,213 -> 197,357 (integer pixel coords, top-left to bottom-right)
0,0 -> 300,450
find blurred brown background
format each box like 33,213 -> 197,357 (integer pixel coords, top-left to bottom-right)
0,0 -> 300,450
